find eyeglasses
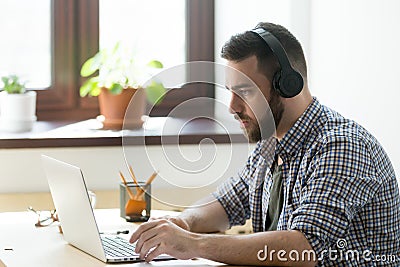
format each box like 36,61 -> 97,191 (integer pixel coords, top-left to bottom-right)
27,206 -> 59,227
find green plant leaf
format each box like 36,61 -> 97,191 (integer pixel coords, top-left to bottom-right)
109,83 -> 123,95
79,77 -> 99,97
112,42 -> 121,55
1,76 -> 8,85
146,81 -> 166,105
91,86 -> 101,96
147,60 -> 163,68
79,81 -> 91,97
1,75 -> 25,94
79,43 -> 164,99
81,58 -> 97,77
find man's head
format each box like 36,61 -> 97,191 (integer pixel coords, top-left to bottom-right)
221,22 -> 308,142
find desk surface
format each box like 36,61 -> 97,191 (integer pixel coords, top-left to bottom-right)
0,209 -> 224,267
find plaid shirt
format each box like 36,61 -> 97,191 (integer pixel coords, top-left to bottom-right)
213,98 -> 400,266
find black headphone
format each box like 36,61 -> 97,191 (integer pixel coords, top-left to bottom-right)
250,28 -> 304,98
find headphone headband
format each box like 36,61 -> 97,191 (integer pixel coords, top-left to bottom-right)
251,28 -> 292,71
250,27 -> 303,98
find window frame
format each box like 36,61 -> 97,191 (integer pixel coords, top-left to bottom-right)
35,0 -> 214,121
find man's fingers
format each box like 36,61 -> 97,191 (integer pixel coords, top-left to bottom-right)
149,215 -> 170,221
135,225 -> 161,253
148,216 -> 189,231
139,235 -> 163,259
129,219 -> 167,243
145,244 -> 165,263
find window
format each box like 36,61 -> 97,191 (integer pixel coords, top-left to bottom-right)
213,0 -> 296,122
100,0 -> 186,69
0,0 -> 51,88
0,0 -> 214,120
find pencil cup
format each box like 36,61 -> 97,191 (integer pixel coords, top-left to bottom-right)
119,182 -> 151,222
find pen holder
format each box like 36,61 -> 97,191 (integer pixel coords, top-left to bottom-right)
119,182 -> 151,222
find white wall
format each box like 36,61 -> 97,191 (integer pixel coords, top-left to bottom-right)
214,0 -> 311,63
309,0 -> 400,177
0,144 -> 250,207
214,0 -> 400,178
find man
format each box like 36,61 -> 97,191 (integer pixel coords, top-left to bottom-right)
130,22 -> 400,266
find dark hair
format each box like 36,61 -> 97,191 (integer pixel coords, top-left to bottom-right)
221,22 -> 307,82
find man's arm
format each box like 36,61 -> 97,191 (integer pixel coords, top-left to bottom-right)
177,194 -> 230,233
196,230 -> 317,266
130,219 -> 317,266
171,142 -> 265,233
149,195 -> 229,233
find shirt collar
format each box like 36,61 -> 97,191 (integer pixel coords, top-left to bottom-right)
276,97 -> 322,160
257,136 -> 278,168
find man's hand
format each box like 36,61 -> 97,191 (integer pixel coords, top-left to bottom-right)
148,215 -> 190,231
129,219 -> 199,262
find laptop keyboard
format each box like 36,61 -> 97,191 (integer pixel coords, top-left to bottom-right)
101,235 -> 139,258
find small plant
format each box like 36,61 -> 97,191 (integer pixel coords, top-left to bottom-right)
1,75 -> 26,94
80,43 -> 166,104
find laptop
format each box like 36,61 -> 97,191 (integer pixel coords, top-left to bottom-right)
41,155 -> 173,263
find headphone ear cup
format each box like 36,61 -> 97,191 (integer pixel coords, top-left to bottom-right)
272,71 -> 282,95
274,70 -> 303,98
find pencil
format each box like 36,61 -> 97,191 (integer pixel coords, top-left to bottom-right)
128,164 -> 140,195
136,171 -> 158,199
128,165 -> 139,185
145,171 -> 158,186
119,171 -> 136,200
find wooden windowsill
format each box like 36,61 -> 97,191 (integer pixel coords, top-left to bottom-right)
0,117 -> 247,148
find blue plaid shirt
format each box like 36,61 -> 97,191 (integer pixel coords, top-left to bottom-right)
213,98 -> 400,266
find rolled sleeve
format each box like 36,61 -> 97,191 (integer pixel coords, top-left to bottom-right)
212,142 -> 266,228
212,173 -> 250,227
289,136 -> 383,260
289,202 -> 347,257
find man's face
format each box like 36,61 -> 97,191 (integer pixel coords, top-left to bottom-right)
226,55 -> 283,142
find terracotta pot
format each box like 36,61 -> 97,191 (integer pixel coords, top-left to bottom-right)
98,87 -> 145,130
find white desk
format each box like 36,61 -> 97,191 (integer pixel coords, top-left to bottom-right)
0,209 -> 224,267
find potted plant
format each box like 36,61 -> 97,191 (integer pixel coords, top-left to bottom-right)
80,43 -> 166,130
0,75 -> 37,132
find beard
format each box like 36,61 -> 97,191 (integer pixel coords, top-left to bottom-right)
235,89 -> 284,143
